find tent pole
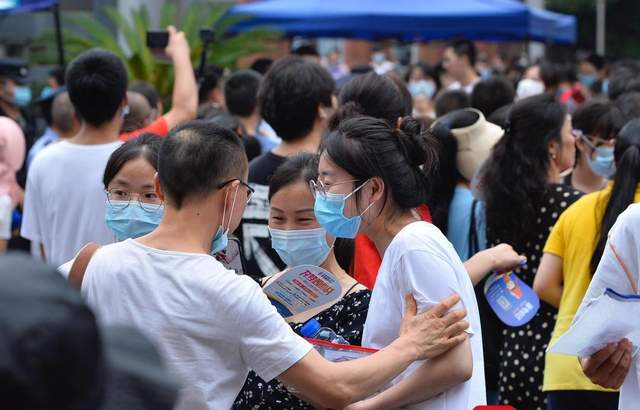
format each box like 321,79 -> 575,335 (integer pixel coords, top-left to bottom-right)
53,3 -> 65,66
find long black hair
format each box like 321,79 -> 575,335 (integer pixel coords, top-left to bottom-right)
426,122 -> 461,233
590,119 -> 640,274
103,133 -> 162,188
321,115 -> 438,217
482,94 -> 567,245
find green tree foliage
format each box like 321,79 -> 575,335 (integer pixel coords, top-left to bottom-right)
31,2 -> 280,101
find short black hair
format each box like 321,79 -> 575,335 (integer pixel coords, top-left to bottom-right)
103,133 -> 162,188
65,49 -> 128,126
471,76 -> 515,118
615,92 -> 640,122
269,153 -> 318,201
258,56 -> 335,141
609,60 -> 640,100
573,99 -> 624,141
224,70 -> 262,117
448,39 -> 477,66
158,120 -> 247,208
49,65 -> 66,87
198,65 -> 224,104
434,90 -> 470,118
583,53 -> 606,71
330,72 -> 411,130
539,61 -> 576,90
292,44 -> 319,58
129,81 -> 160,110
250,58 -> 274,75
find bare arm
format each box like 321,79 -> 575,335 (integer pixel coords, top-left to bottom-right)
347,336 -> 472,410
464,244 -> 526,285
533,252 -> 563,308
162,26 -> 197,129
40,243 -> 46,262
277,294 -> 469,410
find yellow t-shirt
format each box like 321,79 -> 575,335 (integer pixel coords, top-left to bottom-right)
543,184 -> 640,392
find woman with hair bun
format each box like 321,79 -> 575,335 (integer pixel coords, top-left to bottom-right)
314,115 -> 485,409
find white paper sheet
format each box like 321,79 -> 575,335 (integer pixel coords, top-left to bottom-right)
548,288 -> 640,358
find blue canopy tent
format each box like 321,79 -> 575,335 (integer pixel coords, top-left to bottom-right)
230,0 -> 576,44
0,0 -> 64,65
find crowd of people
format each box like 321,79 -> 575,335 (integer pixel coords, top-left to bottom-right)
1,27 -> 640,410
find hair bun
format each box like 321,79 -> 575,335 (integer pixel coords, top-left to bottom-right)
395,116 -> 430,166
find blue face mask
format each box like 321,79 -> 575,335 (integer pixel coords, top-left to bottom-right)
314,180 -> 376,239
12,86 -> 32,107
589,146 -> 616,179
583,136 -> 616,179
210,185 -> 239,255
409,80 -> 436,99
40,86 -> 54,99
105,200 -> 164,241
270,227 -> 333,267
578,73 -> 598,88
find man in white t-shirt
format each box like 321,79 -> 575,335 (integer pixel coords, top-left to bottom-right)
20,49 -> 127,266
443,39 -> 480,94
82,120 -> 471,410
21,28 -> 190,266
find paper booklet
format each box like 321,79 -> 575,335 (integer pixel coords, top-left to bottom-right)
548,288 -> 640,357
305,338 -> 378,362
263,265 -> 342,318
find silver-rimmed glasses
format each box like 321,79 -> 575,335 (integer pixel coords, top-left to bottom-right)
106,189 -> 163,212
309,179 -> 360,199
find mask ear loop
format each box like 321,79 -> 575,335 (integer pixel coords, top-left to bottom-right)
223,184 -> 240,235
349,179 -> 378,218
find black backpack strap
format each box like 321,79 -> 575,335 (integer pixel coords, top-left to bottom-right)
468,199 -> 480,257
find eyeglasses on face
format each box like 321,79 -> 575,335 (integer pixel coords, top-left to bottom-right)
106,189 -> 163,213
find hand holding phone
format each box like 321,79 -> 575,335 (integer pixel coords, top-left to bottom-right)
146,31 -> 169,50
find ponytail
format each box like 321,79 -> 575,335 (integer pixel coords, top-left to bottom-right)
590,119 -> 640,274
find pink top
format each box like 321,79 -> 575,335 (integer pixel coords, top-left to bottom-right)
0,116 -> 26,207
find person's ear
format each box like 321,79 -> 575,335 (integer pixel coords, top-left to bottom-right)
575,137 -> 589,154
548,140 -> 560,162
154,173 -> 165,202
367,177 -> 385,204
318,104 -> 331,121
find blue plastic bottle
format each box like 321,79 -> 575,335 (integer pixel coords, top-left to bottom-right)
300,319 -> 349,345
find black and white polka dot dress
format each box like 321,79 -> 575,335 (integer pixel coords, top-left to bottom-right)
233,288 -> 371,410
487,184 -> 582,410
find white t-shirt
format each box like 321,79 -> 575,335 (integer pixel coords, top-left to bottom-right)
448,80 -> 478,94
0,194 -> 11,240
21,140 -> 121,266
362,221 -> 486,410
82,239 -> 312,410
575,204 -> 640,410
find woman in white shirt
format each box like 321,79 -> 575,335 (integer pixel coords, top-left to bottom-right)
576,203 -> 640,410
312,115 -> 485,409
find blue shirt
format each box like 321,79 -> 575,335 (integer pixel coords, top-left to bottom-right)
254,120 -> 281,153
27,127 -> 59,169
446,186 -> 486,261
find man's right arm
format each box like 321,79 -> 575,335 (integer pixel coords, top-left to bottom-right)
162,26 -> 197,129
277,294 -> 468,409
